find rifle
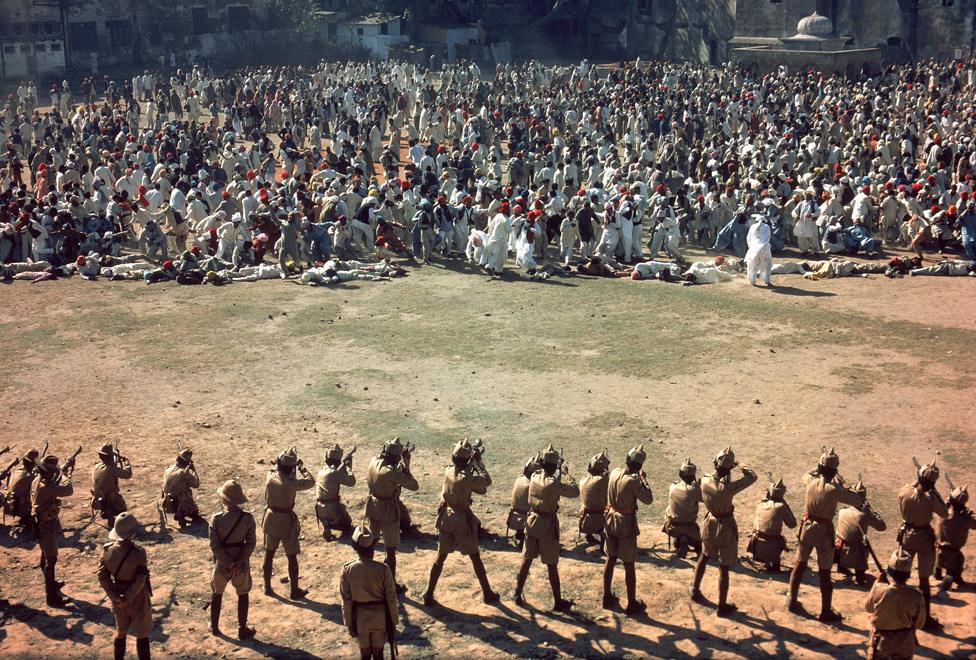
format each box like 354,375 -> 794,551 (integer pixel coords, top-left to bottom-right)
945,472 -> 956,492
0,446 -> 10,459
342,445 -> 357,467
0,457 -> 19,484
864,531 -> 886,582
177,440 -> 196,473
60,446 -> 83,478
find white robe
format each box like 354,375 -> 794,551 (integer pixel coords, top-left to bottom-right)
745,221 -> 772,285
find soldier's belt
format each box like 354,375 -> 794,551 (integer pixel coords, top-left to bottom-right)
317,497 -> 340,504
222,540 -> 246,548
355,599 -> 385,607
268,506 -> 293,514
902,522 -> 932,531
530,507 -> 556,516
370,493 -> 395,502
804,514 -> 831,524
874,626 -> 913,634
445,502 -> 471,513
710,507 -> 735,519
606,505 -> 635,515
580,507 -> 604,516
755,531 -> 783,540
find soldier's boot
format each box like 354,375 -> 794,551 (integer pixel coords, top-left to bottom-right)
716,566 -> 737,618
238,594 -> 256,639
262,553 -> 274,596
422,559 -> 444,607
386,549 -> 406,593
209,594 -> 222,635
817,570 -> 842,623
676,535 -> 689,559
921,581 -> 942,631
786,562 -> 809,616
689,553 -> 707,603
43,565 -> 67,608
322,524 -> 334,541
855,569 -> 871,586
624,562 -> 646,616
113,637 -> 126,660
934,567 -> 943,580
548,565 -> 573,612
513,558 -> 531,607
472,554 -> 499,604
602,557 -> 620,610
136,636 -> 150,660
286,554 -> 308,600
584,534 -> 600,545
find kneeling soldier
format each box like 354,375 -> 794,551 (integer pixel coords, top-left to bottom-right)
663,459 -> 703,559
97,512 -> 153,660
936,485 -> 975,590
161,448 -> 203,528
92,443 -> 132,530
340,526 -> 400,660
836,478 -> 886,585
209,480 -> 256,639
315,444 -> 356,541
603,444 -> 653,615
579,450 -> 610,547
749,477 -> 796,573
507,454 -> 541,548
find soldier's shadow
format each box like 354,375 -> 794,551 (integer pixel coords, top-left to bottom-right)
265,592 -> 343,625
3,601 -> 95,644
0,526 -> 32,549
227,635 -> 320,659
395,530 -> 437,554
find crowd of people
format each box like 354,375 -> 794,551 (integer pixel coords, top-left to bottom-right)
3,56 -> 976,290
2,438 -> 972,659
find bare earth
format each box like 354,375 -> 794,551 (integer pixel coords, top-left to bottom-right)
0,260 -> 974,658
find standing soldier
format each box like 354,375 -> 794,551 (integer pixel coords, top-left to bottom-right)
690,447 -> 758,617
864,550 -> 926,659
748,477 -> 796,573
262,448 -> 315,600
936,485 -> 975,590
896,459 -> 948,631
507,454 -> 541,548
663,459 -> 702,559
787,447 -> 864,623
92,443 -> 132,530
161,448 -> 203,528
97,512 -> 153,660
31,453 -> 76,607
365,437 -> 419,591
340,526 -> 399,660
208,480 -> 256,639
315,444 -> 356,541
578,450 -> 610,547
835,478 -> 886,585
3,449 -> 40,529
422,438 -> 499,606
513,444 -> 579,612
603,444 -> 654,615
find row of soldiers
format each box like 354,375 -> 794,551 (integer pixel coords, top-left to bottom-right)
1,440 -> 973,659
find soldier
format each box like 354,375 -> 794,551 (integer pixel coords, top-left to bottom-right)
92,443 -> 132,530
603,444 -> 654,615
31,454 -> 75,607
340,526 -> 399,660
748,477 -> 797,573
3,449 -> 40,528
262,447 -> 315,600
513,444 -> 579,612
578,449 -> 610,547
787,447 -> 864,623
935,485 -> 975,590
315,444 -> 356,541
161,448 -> 203,528
208,480 -> 256,639
864,550 -> 926,660
663,459 -> 702,559
97,512 -> 153,660
835,478 -> 886,585
690,447 -> 757,617
896,459 -> 948,631
422,438 -> 499,606
365,437 -> 419,591
507,454 -> 541,548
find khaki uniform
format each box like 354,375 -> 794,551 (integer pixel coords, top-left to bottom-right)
340,558 -> 398,651
896,484 -> 947,579
750,499 -> 797,563
864,582 -> 925,659
578,473 -> 608,536
524,471 -> 579,565
92,460 -> 132,520
507,474 -> 532,532
161,464 -> 200,517
436,466 -> 490,556
4,463 -> 35,523
701,470 -> 757,566
210,506 -> 256,595
365,457 -> 419,549
604,468 -> 653,562
795,475 -> 863,570
315,464 -> 356,529
31,475 -> 73,560
836,506 -> 886,571
663,480 -> 702,544
97,540 -> 153,637
263,470 -> 314,555
937,508 -> 976,575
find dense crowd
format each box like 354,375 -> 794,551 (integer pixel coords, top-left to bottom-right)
3,56 -> 976,289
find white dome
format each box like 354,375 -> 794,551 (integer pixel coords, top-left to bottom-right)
796,11 -> 834,38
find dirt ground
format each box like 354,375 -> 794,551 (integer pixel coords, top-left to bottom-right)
0,253 -> 975,659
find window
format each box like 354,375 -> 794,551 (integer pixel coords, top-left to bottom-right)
380,22 -> 388,36
637,0 -> 652,13
106,19 -> 131,48
3,45 -> 15,55
192,6 -> 210,34
50,42 -> 62,51
20,44 -> 31,53
328,23 -> 337,38
357,27 -> 364,36
68,21 -> 98,50
227,5 -> 251,31
35,43 -> 47,52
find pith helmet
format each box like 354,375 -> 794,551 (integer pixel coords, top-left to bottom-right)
888,549 -> 913,574
714,446 -> 736,470
177,448 -> 193,463
217,479 -> 248,505
768,477 -> 787,499
453,438 -> 474,461
949,485 -> 969,506
627,444 -> 647,466
589,449 -> 610,471
917,460 -> 939,484
540,444 -> 560,466
852,475 -> 867,497
382,436 -> 404,458
109,512 -> 141,541
819,447 -> 840,470
326,444 -> 343,463
38,455 -> 60,474
352,525 -> 376,549
98,443 -> 115,459
276,447 -> 298,468
679,458 -> 697,478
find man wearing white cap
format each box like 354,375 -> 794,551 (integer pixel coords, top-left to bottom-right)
340,525 -> 399,660
97,511 -> 153,660
208,480 -> 256,639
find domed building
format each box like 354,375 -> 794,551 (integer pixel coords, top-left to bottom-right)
780,12 -> 849,52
